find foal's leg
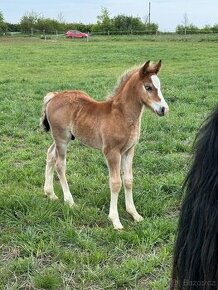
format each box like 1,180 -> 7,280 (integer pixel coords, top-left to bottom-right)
104,149 -> 123,230
122,147 -> 143,222
55,140 -> 75,206
44,143 -> 58,200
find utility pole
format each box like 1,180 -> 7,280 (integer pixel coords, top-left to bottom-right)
148,1 -> 151,24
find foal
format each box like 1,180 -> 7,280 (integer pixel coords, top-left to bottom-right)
41,60 -> 169,229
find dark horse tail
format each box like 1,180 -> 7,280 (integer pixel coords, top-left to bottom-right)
171,105 -> 218,290
40,92 -> 56,132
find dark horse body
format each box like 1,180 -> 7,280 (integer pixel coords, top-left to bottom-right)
171,105 -> 218,289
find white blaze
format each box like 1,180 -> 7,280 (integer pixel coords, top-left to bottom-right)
151,75 -> 169,113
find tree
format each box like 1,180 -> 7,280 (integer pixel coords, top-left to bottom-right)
176,13 -> 200,34
0,10 -> 7,33
201,25 -> 212,33
176,24 -> 199,34
63,22 -> 92,33
175,13 -> 189,35
211,24 -> 218,33
92,10 -> 158,34
20,11 -> 41,32
6,23 -> 21,32
183,13 -> 189,28
144,23 -> 158,34
57,12 -> 65,24
0,10 -> 4,23
96,7 -> 112,32
112,15 -> 145,32
35,18 -> 63,32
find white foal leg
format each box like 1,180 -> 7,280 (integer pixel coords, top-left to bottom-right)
55,143 -> 75,207
44,143 -> 58,200
122,147 -> 143,222
104,149 -> 123,230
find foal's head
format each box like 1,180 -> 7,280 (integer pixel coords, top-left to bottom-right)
138,60 -> 169,116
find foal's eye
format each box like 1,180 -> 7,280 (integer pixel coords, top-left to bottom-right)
144,85 -> 152,92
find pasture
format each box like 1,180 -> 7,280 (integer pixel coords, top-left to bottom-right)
0,36 -> 217,289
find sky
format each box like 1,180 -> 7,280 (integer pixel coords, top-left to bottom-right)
1,0 -> 218,32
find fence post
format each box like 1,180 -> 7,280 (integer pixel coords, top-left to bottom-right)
43,29 -> 47,40
31,27 -> 34,36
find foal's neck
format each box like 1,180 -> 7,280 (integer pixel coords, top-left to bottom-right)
112,75 -> 144,125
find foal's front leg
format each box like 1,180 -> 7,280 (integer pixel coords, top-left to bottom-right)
104,149 -> 123,230
122,147 -> 143,222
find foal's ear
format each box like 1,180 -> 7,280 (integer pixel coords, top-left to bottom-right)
140,60 -> 150,78
154,60 -> 162,74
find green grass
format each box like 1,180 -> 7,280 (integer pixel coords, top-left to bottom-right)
0,36 -> 217,289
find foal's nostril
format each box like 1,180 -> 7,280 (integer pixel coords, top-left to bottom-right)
161,107 -> 165,114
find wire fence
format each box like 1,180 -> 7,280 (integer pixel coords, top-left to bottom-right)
2,28 -> 218,38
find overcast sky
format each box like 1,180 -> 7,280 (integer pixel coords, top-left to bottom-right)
1,0 -> 217,32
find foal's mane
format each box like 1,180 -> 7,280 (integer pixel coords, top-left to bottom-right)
107,67 -> 139,100
171,105 -> 218,289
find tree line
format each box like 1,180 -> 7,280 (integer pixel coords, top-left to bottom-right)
0,9 -> 158,35
0,9 -> 218,35
176,24 -> 218,34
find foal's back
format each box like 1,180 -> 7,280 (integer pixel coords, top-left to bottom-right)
46,90 -> 128,149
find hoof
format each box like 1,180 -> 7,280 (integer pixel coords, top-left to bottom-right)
127,209 -> 144,223
44,191 -> 59,201
114,223 -> 124,230
64,199 -> 75,207
108,216 -> 124,230
134,214 -> 144,223
50,195 -> 59,201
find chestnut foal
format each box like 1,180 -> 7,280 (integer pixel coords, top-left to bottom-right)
41,60 -> 169,229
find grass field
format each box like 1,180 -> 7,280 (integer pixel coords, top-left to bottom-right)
0,36 -> 217,289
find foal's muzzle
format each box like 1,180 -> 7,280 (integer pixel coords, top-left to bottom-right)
156,106 -> 169,116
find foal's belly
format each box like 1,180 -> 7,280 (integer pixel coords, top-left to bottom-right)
78,135 -> 102,149
72,126 -> 102,149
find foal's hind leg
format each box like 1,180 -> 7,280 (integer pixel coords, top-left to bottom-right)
54,139 -> 75,206
122,147 -> 143,222
44,143 -> 58,200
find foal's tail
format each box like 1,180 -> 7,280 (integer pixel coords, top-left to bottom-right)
40,92 -> 57,132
